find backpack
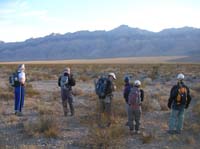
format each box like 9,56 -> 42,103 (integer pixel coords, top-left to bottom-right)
9,72 -> 20,87
95,76 -> 108,98
128,86 -> 141,110
60,75 -> 69,89
176,86 -> 187,105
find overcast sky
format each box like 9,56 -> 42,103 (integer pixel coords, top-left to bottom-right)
0,0 -> 200,42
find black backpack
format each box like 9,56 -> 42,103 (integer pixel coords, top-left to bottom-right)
95,76 -> 108,98
9,72 -> 20,87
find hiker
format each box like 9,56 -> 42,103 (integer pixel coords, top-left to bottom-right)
123,76 -> 132,126
167,73 -> 192,134
95,73 -> 116,127
58,67 -> 76,116
128,80 -> 144,134
14,64 -> 26,116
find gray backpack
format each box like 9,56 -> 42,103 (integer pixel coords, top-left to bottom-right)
60,76 -> 69,89
128,86 -> 141,110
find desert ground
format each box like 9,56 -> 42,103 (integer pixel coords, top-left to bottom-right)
0,61 -> 200,148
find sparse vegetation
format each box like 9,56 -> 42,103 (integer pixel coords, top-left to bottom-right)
0,63 -> 200,148
141,132 -> 155,144
24,115 -> 59,138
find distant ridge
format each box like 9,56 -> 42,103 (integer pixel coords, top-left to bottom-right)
0,25 -> 200,62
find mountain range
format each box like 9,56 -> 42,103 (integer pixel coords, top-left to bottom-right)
0,25 -> 200,62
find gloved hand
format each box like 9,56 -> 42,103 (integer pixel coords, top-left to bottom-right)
168,102 -> 171,109
185,104 -> 189,109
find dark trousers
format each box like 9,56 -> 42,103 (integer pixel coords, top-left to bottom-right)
61,89 -> 74,115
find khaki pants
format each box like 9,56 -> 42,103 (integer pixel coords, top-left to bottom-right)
128,106 -> 141,131
99,95 -> 112,126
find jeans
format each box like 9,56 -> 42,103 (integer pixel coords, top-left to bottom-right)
14,85 -> 25,112
169,107 -> 185,132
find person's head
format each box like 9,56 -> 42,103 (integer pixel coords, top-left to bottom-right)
18,64 -> 25,72
177,73 -> 184,82
63,67 -> 70,75
134,80 -> 141,87
108,72 -> 116,80
124,76 -> 129,83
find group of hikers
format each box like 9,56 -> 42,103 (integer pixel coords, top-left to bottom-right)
10,64 -> 192,135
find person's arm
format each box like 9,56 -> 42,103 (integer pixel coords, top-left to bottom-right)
58,76 -> 61,87
69,74 -> 76,86
140,89 -> 144,102
185,86 -> 192,109
167,86 -> 177,109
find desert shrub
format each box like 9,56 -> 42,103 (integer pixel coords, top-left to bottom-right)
37,104 -> 54,115
192,83 -> 200,92
0,91 -> 14,101
192,103 -> 200,120
141,132 -> 155,144
81,125 -> 126,148
112,99 -> 127,119
149,66 -> 159,80
72,87 -> 84,96
25,83 -> 40,97
24,115 -> 59,138
185,136 -> 196,145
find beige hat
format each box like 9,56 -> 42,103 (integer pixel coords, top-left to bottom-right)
108,72 -> 116,80
63,67 -> 70,74
18,64 -> 25,71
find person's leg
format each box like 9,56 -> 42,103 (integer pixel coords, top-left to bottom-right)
128,106 -> 134,131
104,96 -> 112,127
98,98 -> 105,127
105,102 -> 111,126
176,108 -> 185,133
125,103 -> 129,126
168,109 -> 178,133
19,86 -> 25,112
67,91 -> 74,116
61,89 -> 68,116
14,87 -> 20,113
135,109 -> 141,133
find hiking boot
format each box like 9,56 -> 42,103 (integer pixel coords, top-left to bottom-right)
175,130 -> 181,134
167,130 -> 175,134
135,130 -> 141,134
125,122 -> 129,126
16,112 -> 23,117
106,122 -> 111,127
130,130 -> 134,136
64,112 -> 68,116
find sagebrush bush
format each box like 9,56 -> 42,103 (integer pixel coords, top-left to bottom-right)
24,115 -> 59,138
141,132 -> 155,144
82,124 -> 126,148
25,83 -> 40,97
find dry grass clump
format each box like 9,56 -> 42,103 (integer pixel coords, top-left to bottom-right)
192,83 -> 200,92
24,115 -> 59,138
25,83 -> 40,97
81,124 -> 126,148
141,132 -> 156,144
72,87 -> 84,96
168,135 -> 180,142
112,99 -> 127,119
192,103 -> 200,120
185,136 -> 196,145
0,91 -> 14,101
37,104 -> 54,115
